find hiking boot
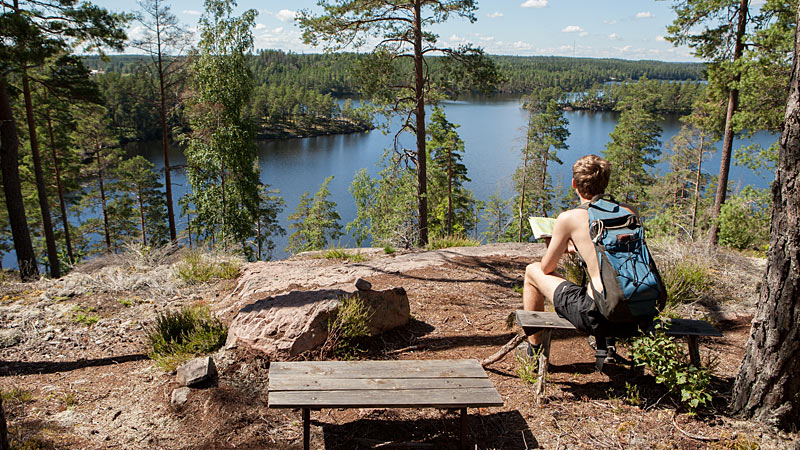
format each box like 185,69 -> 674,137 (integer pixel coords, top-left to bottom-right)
605,345 -> 618,364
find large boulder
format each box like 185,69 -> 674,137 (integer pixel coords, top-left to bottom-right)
226,284 -> 409,359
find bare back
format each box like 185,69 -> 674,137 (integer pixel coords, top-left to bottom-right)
540,203 -> 634,296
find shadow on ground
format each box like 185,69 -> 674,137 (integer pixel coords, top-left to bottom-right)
319,410 -> 536,449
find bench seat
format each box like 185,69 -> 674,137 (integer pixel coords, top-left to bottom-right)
269,359 -> 503,449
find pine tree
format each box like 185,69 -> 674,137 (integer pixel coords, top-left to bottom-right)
116,156 -> 169,248
286,176 -> 342,253
481,193 -> 510,244
426,107 -> 473,238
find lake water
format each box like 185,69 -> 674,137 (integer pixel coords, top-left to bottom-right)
2,95 -> 778,267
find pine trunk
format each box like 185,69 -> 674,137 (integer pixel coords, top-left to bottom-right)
691,134 -> 704,240
413,0 -> 428,246
21,71 -> 60,277
158,47 -> 177,243
0,76 -> 39,280
709,0 -> 748,245
730,3 -> 800,429
46,110 -> 74,263
96,150 -> 112,253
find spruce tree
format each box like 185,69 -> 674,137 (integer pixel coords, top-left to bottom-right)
286,176 -> 342,253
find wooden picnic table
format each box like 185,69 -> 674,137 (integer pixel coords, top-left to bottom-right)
268,359 -> 503,450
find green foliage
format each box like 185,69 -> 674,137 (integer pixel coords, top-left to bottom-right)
481,193 -> 511,243
175,250 -> 241,285
181,0 -> 263,250
382,245 -> 395,255
515,348 -> 540,385
631,322 -> 713,411
426,107 -> 475,239
118,298 -> 133,307
115,156 -> 169,247
661,260 -> 711,308
147,305 -> 227,371
320,246 -> 366,263
623,382 -> 642,406
287,176 -> 343,254
425,235 -> 481,250
72,306 -> 99,326
558,254 -> 584,286
605,80 -> 663,204
324,295 -> 372,359
718,186 -> 771,251
1,388 -> 33,404
348,151 -> 418,249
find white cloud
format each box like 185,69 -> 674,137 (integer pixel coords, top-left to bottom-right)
603,19 -> 617,25
608,33 -> 619,40
275,9 -> 296,22
182,10 -> 201,16
656,35 -> 667,42
513,41 -> 533,50
480,35 -> 496,42
255,23 -> 267,30
561,25 -> 584,33
521,0 -> 547,8
579,31 -> 588,37
488,12 -> 504,18
273,27 -> 284,34
635,11 -> 654,19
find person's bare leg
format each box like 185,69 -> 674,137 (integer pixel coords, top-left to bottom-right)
523,262 -> 568,346
523,263 -> 546,345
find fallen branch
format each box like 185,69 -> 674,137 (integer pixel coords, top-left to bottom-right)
672,413 -> 719,442
481,332 -> 526,367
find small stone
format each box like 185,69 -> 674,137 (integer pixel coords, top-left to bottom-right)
0,329 -> 23,348
355,278 -> 372,291
171,387 -> 191,407
176,356 -> 217,386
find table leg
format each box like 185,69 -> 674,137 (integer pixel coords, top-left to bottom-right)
535,329 -> 552,404
687,336 -> 701,367
460,408 -> 467,450
303,408 -> 310,450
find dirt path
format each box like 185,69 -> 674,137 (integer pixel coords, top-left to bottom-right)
0,244 -> 795,449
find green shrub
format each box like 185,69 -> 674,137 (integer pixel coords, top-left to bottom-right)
631,321 -> 713,411
425,235 -> 480,250
175,250 -> 241,285
1,388 -> 33,404
147,305 -> 227,371
383,245 -> 395,255
72,306 -> 99,326
558,253 -> 585,285
660,259 -> 710,308
718,186 -> 770,251
321,246 -> 366,262
515,348 -> 540,385
324,295 -> 372,359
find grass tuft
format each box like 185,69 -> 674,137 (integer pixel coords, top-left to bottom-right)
321,246 -> 366,262
515,348 -> 540,385
72,306 -> 99,326
383,245 -> 395,255
175,250 -> 241,285
322,295 -> 372,359
425,235 -> 481,250
661,259 -> 711,308
146,305 -> 227,371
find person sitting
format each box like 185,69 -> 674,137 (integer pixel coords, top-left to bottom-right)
521,154 -> 656,364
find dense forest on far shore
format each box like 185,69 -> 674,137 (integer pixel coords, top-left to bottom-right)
82,52 -> 705,142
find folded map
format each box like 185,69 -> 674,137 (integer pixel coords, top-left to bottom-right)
528,216 -> 556,239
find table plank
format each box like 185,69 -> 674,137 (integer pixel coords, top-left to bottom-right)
270,376 -> 495,392
516,311 -> 576,330
270,359 -> 487,379
269,387 -> 504,409
660,318 -> 722,337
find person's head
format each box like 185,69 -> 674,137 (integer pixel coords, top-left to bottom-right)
571,154 -> 611,200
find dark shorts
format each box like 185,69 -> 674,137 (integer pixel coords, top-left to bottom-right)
553,281 -> 645,337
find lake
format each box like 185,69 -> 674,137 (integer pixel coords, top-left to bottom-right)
2,95 -> 778,268
128,94 -> 776,260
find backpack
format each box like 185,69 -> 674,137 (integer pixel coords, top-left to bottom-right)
576,194 -> 666,323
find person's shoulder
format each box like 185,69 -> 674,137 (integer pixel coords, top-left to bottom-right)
556,207 -> 588,225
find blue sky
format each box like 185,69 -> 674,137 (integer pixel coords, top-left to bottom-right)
94,0 -> 767,62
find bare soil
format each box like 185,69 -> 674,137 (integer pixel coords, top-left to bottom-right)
0,244 -> 796,449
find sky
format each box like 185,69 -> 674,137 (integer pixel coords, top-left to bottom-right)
92,0 -> 766,62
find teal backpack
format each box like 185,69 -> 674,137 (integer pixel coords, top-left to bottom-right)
577,195 -> 666,323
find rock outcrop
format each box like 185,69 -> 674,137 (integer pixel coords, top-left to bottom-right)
226,283 -> 410,359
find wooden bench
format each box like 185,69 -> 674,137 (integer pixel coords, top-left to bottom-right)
515,310 -> 722,401
268,359 -> 504,450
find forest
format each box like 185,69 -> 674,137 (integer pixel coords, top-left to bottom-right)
0,0 -> 799,442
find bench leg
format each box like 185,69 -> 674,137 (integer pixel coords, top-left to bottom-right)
303,408 -> 310,450
460,408 -> 467,450
687,336 -> 701,367
535,330 -> 552,404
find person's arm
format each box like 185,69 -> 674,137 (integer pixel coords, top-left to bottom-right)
540,212 -> 573,274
